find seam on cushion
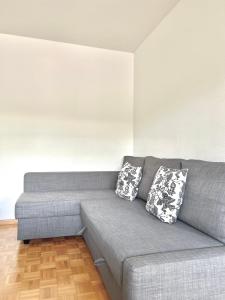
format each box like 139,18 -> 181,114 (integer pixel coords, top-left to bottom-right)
16,200 -> 81,206
17,190 -> 115,205
18,214 -> 81,220
122,245 -> 225,275
16,190 -> 116,219
178,218 -> 225,245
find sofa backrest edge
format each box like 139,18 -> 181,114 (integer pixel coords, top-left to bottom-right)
24,171 -> 119,192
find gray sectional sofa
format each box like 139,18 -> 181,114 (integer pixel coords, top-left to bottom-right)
15,156 -> 225,299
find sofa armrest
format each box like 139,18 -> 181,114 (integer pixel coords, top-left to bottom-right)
24,171 -> 119,192
123,246 -> 225,300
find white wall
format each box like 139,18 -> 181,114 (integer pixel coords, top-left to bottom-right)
134,0 -> 225,160
0,34 -> 133,219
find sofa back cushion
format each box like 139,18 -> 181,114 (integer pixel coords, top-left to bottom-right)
179,160 -> 225,243
123,156 -> 145,168
24,171 -> 119,192
138,156 -> 181,200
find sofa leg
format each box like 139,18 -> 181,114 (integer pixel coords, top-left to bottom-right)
23,240 -> 30,245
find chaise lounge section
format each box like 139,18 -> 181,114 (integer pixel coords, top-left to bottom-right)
15,171 -> 118,241
15,156 -> 225,299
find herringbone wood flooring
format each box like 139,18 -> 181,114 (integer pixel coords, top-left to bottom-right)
0,225 -> 109,300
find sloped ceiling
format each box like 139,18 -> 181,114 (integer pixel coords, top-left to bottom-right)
0,0 -> 180,52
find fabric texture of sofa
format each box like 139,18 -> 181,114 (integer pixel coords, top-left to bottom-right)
15,156 -> 225,299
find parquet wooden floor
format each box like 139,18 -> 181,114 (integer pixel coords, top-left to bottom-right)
0,225 -> 110,300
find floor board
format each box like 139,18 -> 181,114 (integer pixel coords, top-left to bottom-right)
0,225 -> 109,300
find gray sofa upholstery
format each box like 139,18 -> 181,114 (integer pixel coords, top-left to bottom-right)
15,172 -> 118,240
123,247 -> 225,300
81,197 -> 222,287
15,156 -> 225,299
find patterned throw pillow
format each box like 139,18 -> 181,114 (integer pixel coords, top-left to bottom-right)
116,162 -> 142,201
146,166 -> 188,224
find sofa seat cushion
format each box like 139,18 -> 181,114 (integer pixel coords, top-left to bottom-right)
80,197 -> 222,287
15,190 -> 118,219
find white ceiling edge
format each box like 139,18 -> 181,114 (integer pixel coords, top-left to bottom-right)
0,0 -> 180,52
0,32 -> 135,57
133,0 -> 181,52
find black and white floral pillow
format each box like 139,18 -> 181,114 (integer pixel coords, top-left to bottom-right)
146,166 -> 188,224
116,162 -> 142,201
